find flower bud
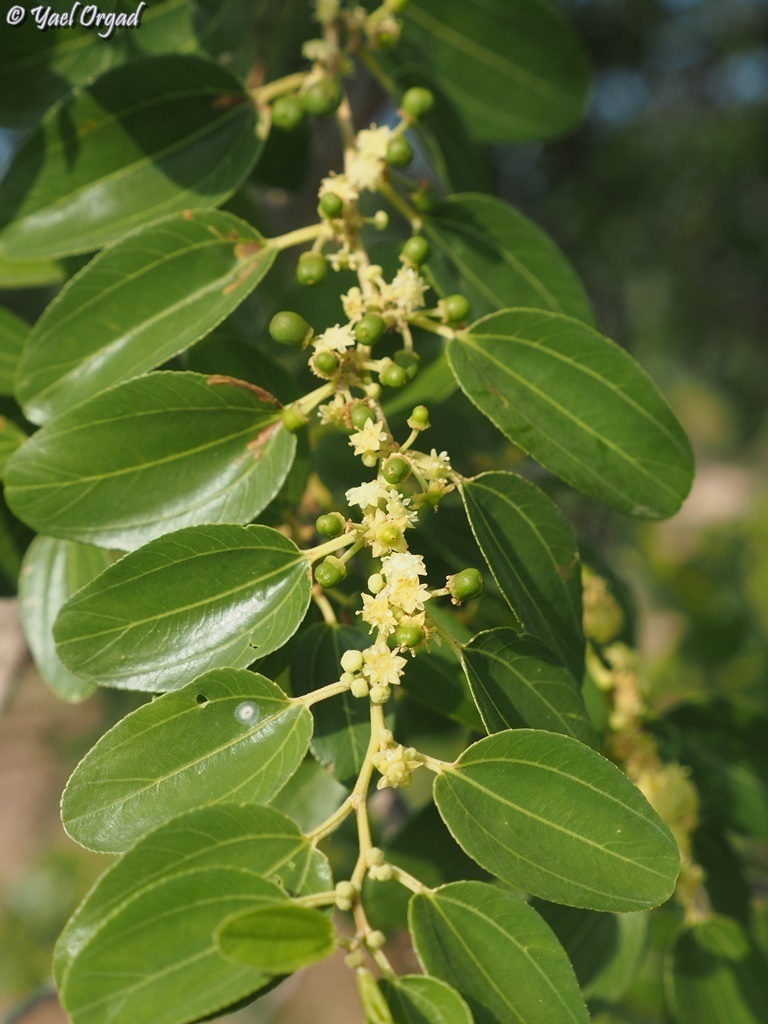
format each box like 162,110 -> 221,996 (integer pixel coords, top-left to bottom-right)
369,683 -> 391,705
341,649 -> 364,673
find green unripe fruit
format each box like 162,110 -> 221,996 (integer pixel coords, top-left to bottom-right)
296,251 -> 328,287
394,624 -> 424,648
382,456 -> 410,485
354,314 -> 386,346
315,556 -> 347,589
410,185 -> 439,213
269,311 -> 312,347
402,87 -> 434,120
400,235 -> 430,266
394,349 -> 420,380
271,94 -> 305,131
449,568 -> 484,602
380,362 -> 408,389
441,293 -> 471,323
386,135 -> 414,167
302,77 -> 342,116
282,406 -> 308,432
314,350 -> 338,376
316,512 -> 345,538
318,192 -> 343,218
409,404 -> 430,427
350,403 -> 376,430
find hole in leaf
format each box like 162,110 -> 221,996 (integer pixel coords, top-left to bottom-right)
196,694 -> 208,705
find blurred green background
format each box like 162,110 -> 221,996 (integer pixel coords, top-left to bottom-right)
1,0 -> 767,1021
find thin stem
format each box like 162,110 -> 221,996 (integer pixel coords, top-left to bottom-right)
427,613 -> 465,661
408,314 -> 456,340
292,890 -> 339,909
420,752 -> 449,774
350,703 -> 385,891
313,588 -> 339,625
399,428 -> 420,453
308,795 -> 355,843
390,864 -> 429,895
340,539 -> 366,564
269,222 -> 328,252
296,381 -> 335,415
296,678 -> 351,708
252,71 -> 309,105
304,531 -> 359,563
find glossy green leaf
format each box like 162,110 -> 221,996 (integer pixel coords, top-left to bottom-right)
359,967 -> 396,1024
59,852 -> 289,1024
665,916 -> 768,1024
271,758 -> 348,834
0,56 -> 261,259
54,802 -> 331,992
7,372 -> 294,549
15,211 -> 276,423
534,901 -> 649,1005
410,881 -> 589,1024
381,974 -> 473,1024
461,629 -> 597,746
54,524 -> 312,692
216,903 -> 335,973
19,537 -> 113,702
425,194 -> 594,322
0,308 -> 27,394
61,669 -> 312,852
291,623 -> 394,786
434,729 -> 680,911
448,310 -> 694,519
657,700 -> 768,839
0,417 -> 25,478
402,0 -> 590,143
461,472 -> 584,678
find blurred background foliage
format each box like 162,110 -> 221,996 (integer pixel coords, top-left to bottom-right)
1,0 -> 767,1020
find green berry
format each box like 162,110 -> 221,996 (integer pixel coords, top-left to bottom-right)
350,403 -> 375,430
402,87 -> 434,120
318,192 -> 343,218
282,405 -> 308,433
441,293 -> 470,323
354,314 -> 386,346
315,556 -> 347,589
316,512 -> 345,538
394,349 -> 420,380
409,404 -> 430,427
382,456 -> 410,485
410,185 -> 439,213
380,362 -> 408,388
394,624 -> 424,648
400,235 -> 430,266
271,94 -> 305,131
386,135 -> 414,167
302,77 -> 342,116
449,568 -> 484,602
314,350 -> 338,376
296,251 -> 328,287
269,311 -> 312,347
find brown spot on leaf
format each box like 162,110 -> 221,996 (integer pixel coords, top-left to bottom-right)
487,384 -> 509,409
234,240 -> 264,261
206,375 -> 280,407
556,556 -> 579,582
182,210 -> 194,221
247,422 -> 280,464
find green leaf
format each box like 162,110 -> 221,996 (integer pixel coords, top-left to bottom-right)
381,974 -> 473,1024
0,255 -> 65,289
19,536 -> 113,702
657,700 -> 768,839
61,870 -> 287,1024
291,623 -> 393,786
54,524 -> 312,692
665,916 -> 768,1024
425,194 -> 594,322
61,669 -> 312,852
402,0 -> 590,143
359,967 -> 396,1024
534,901 -> 649,1005
7,372 -> 294,549
14,210 -> 275,424
433,729 -> 680,911
0,56 -> 261,259
461,472 -> 584,679
216,903 -> 335,973
461,629 -> 597,746
54,802 -> 331,992
448,310 -> 694,519
0,417 -> 26,478
0,308 -> 27,394
270,758 -> 348,834
409,881 -> 589,1024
